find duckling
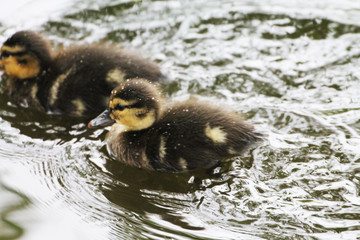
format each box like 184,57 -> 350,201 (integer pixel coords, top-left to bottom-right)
0,31 -> 163,116
88,79 -> 261,172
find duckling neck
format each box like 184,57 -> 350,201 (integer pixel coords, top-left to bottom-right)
4,75 -> 45,110
106,124 -> 128,140
4,65 -> 55,110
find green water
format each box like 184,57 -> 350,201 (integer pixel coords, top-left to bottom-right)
0,0 -> 360,239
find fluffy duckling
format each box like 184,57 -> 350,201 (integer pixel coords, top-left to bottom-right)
0,31 -> 163,116
88,79 -> 261,172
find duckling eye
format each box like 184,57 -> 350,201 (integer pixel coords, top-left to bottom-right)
0,51 -> 10,58
114,104 -> 132,111
17,59 -> 28,65
114,105 -> 125,111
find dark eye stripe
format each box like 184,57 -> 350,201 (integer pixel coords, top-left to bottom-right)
131,102 -> 144,108
17,59 -> 28,65
113,105 -> 132,111
114,105 -> 125,111
1,50 -> 27,58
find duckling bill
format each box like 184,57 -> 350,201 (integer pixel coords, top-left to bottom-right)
89,79 -> 261,172
0,31 -> 164,116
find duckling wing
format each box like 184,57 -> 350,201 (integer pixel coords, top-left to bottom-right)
149,102 -> 260,171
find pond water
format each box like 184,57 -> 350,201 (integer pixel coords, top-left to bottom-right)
1,0 -> 360,239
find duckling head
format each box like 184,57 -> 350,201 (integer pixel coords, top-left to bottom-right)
88,79 -> 162,131
0,31 -> 52,79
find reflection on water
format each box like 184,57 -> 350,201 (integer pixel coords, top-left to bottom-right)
0,0 -> 360,239
0,184 -> 26,240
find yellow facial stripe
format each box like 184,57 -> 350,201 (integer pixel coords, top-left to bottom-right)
0,59 -> 4,71
2,55 -> 40,79
111,108 -> 155,131
110,108 -> 131,121
1,45 -> 25,54
109,98 -> 137,109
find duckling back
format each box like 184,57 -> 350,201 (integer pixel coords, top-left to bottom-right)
143,102 -> 260,172
46,46 -> 163,116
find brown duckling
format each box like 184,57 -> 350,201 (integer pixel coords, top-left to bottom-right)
88,79 -> 261,172
0,31 -> 163,116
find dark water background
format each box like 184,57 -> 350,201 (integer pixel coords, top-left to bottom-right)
0,0 -> 360,239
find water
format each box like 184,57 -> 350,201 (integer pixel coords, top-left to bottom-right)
1,0 -> 360,239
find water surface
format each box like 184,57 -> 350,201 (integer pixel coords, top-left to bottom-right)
0,0 -> 360,239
